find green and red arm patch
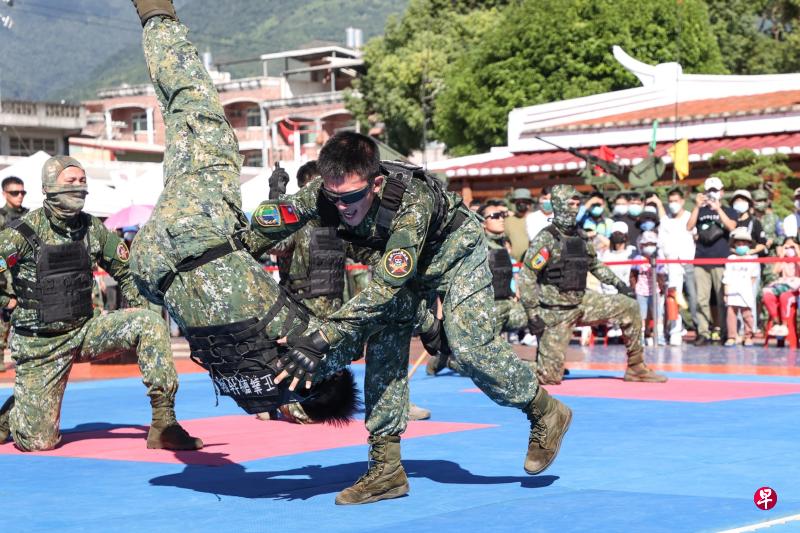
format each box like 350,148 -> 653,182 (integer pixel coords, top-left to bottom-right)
527,247 -> 550,271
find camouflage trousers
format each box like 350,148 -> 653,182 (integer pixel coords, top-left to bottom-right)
131,17 -> 364,409
493,298 -> 527,337
3,308 -> 178,451
0,318 -> 9,351
535,291 -> 643,384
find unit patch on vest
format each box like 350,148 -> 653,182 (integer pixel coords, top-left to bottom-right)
5,253 -> 16,268
530,248 -> 550,271
384,249 -> 413,278
254,204 -> 281,227
0,257 -> 6,273
116,242 -> 130,262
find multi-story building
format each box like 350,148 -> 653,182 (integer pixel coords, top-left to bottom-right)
0,99 -> 85,158
73,44 -> 364,167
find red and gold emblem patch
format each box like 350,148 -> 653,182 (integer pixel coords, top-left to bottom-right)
384,249 -> 413,278
116,241 -> 130,262
529,248 -> 550,271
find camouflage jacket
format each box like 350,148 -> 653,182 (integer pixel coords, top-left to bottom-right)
0,205 -> 28,292
520,225 -> 626,309
0,208 -> 142,333
251,175 -> 464,345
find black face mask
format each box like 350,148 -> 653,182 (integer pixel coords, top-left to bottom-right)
515,203 -> 530,214
610,232 -> 627,247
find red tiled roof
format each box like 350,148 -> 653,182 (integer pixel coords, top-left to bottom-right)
564,91 -> 800,129
442,132 -> 800,177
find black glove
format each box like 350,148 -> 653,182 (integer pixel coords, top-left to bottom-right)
528,315 -> 546,338
420,317 -> 451,356
618,284 -> 636,300
278,330 -> 330,388
268,164 -> 291,200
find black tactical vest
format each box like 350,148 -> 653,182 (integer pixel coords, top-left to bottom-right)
290,227 -> 346,300
9,220 -> 94,325
540,226 -> 590,292
488,247 -> 514,300
319,160 -> 462,255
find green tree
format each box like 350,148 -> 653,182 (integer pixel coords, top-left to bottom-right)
347,0 -> 502,155
435,0 -> 726,155
708,148 -> 797,217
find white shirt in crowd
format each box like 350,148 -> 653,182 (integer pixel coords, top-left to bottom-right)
527,209 -> 553,241
658,210 -> 695,260
600,246 -> 636,295
782,212 -> 800,239
722,254 -> 760,309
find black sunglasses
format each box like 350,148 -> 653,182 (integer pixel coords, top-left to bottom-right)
5,190 -> 26,197
485,211 -> 509,220
321,184 -> 370,205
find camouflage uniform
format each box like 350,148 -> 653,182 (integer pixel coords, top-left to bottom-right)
252,175 -> 542,438
127,17 -> 368,407
0,204 -> 28,370
518,185 -> 665,385
486,232 -> 527,336
0,209 -> 178,451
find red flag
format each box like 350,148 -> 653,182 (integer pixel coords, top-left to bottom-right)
594,145 -> 616,175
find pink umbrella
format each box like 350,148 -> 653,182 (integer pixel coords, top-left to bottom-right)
103,205 -> 154,230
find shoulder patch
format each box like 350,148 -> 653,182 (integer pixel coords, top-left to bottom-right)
0,257 -> 6,273
529,248 -> 550,271
6,253 -> 17,268
116,241 -> 130,262
279,204 -> 300,224
384,248 -> 413,279
254,204 -> 281,227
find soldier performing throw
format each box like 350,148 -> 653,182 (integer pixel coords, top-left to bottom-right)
518,185 -> 668,385
0,156 -> 201,451
252,133 -> 573,505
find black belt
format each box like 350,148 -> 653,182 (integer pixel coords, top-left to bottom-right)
539,302 -> 580,311
159,237 -> 246,296
13,326 -> 76,338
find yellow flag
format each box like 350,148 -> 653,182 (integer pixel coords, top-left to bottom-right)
667,138 -> 689,180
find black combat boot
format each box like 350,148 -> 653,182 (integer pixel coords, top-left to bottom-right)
524,387 -> 572,475
335,435 -> 409,505
624,353 -> 668,383
131,0 -> 177,26
147,398 -> 203,450
0,395 -> 14,443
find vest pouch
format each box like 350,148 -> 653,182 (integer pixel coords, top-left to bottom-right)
488,248 -> 514,300
36,241 -> 94,324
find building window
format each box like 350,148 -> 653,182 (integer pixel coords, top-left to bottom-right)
131,111 -> 148,133
246,107 -> 261,128
9,137 -> 57,156
300,130 -> 317,145
244,152 -> 263,167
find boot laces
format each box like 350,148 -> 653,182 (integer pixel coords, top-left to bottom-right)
528,408 -> 547,446
355,443 -> 386,486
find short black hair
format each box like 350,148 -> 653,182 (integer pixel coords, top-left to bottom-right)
296,160 -> 318,188
540,185 -> 553,196
667,188 -> 684,199
478,198 -> 506,217
627,191 -> 643,200
317,132 -> 381,185
2,176 -> 23,191
589,191 -> 605,200
469,198 -> 483,207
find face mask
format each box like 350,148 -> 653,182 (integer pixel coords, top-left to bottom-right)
754,202 -> 767,212
516,202 -> 530,214
628,205 -> 643,217
733,201 -> 749,214
613,205 -> 628,216
668,202 -> 682,215
583,220 -> 597,232
640,220 -> 656,232
707,191 -> 721,201
786,246 -> 797,257
590,205 -> 604,217
43,184 -> 88,219
541,200 -> 552,212
794,200 -> 800,211
642,245 -> 657,256
610,232 -> 627,247
735,245 -> 750,256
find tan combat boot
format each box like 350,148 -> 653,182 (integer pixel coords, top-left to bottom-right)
624,353 -> 668,383
408,403 -> 431,421
0,395 -> 13,443
147,404 -> 203,451
335,435 -> 409,505
131,0 -> 177,27
524,387 -> 572,475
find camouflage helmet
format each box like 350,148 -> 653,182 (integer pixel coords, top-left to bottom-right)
41,156 -> 84,191
551,184 -> 580,233
751,189 -> 769,202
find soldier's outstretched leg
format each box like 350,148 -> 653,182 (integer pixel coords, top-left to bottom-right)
535,316 -> 575,385
441,219 -> 571,475
576,292 -> 667,383
79,308 -> 203,449
0,395 -> 13,443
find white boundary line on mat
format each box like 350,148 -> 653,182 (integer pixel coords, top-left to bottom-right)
718,513 -> 800,532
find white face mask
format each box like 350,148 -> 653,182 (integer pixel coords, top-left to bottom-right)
707,191 -> 721,201
642,245 -> 657,256
733,201 -> 750,214
794,200 -> 800,211
613,205 -> 628,216
668,201 -> 682,215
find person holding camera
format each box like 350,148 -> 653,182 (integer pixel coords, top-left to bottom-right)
687,177 -> 738,346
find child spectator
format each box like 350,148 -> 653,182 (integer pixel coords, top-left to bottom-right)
723,227 -> 760,346
631,230 -> 667,345
762,238 -> 800,337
